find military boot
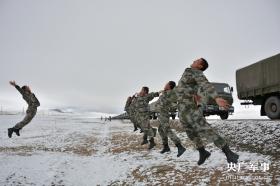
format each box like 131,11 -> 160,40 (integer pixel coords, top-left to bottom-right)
197,147 -> 211,165
152,128 -> 157,137
176,143 -> 186,157
141,134 -> 148,145
222,144 -> 239,164
133,127 -> 138,132
148,137 -> 156,150
8,128 -> 13,138
13,128 -> 20,136
160,143 -> 170,154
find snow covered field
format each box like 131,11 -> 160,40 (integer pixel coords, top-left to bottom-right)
0,114 -> 279,185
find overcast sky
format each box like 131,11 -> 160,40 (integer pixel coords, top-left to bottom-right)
0,0 -> 280,117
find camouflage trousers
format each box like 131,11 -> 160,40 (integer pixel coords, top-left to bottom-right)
14,108 -> 37,129
136,112 -> 154,138
130,112 -> 142,130
158,110 -> 181,145
178,100 -> 226,149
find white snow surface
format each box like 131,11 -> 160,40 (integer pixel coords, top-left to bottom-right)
0,114 -> 279,185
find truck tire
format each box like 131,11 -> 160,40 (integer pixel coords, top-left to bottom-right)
220,112 -> 229,120
264,96 -> 280,119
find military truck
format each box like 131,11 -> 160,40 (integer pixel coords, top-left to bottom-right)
236,53 -> 280,119
149,82 -> 235,120
199,82 -> 234,120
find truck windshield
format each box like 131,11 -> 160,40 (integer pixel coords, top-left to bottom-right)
213,84 -> 231,94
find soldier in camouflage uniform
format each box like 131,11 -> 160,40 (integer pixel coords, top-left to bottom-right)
176,58 -> 239,165
124,96 -> 143,132
8,81 -> 40,138
125,96 -> 138,131
154,81 -> 186,157
131,96 -> 144,133
134,87 -> 159,149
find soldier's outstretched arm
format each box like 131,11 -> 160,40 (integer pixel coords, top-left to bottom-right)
9,81 -> 24,95
158,90 -> 164,94
147,92 -> 160,101
9,80 -> 16,87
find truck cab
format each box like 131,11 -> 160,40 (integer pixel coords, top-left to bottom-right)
199,82 -> 234,120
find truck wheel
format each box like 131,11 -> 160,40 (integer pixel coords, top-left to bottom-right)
264,96 -> 280,119
220,112 -> 229,120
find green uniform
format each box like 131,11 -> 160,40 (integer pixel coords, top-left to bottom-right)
14,85 -> 40,129
154,90 -> 181,145
131,97 -> 143,130
175,68 -> 226,149
124,97 -> 141,130
134,92 -> 159,138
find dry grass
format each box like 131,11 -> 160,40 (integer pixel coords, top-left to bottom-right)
0,135 -> 97,156
124,164 -> 276,185
110,133 -> 151,154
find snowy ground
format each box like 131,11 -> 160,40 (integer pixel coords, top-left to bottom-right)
0,114 -> 279,185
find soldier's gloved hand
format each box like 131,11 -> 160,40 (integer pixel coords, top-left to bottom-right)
9,81 -> 16,86
215,97 -> 230,110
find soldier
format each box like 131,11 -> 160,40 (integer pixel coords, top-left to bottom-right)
8,81 -> 40,138
130,95 -> 144,133
154,81 -> 186,157
124,96 -> 139,132
176,58 -> 239,165
134,87 -> 159,149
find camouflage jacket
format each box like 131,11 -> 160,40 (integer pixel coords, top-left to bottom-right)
129,97 -> 138,114
196,86 -> 209,106
154,90 -> 177,112
15,85 -> 40,108
176,68 -> 218,101
134,92 -> 159,112
124,97 -> 137,115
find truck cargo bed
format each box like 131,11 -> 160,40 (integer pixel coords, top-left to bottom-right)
236,54 -> 280,100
